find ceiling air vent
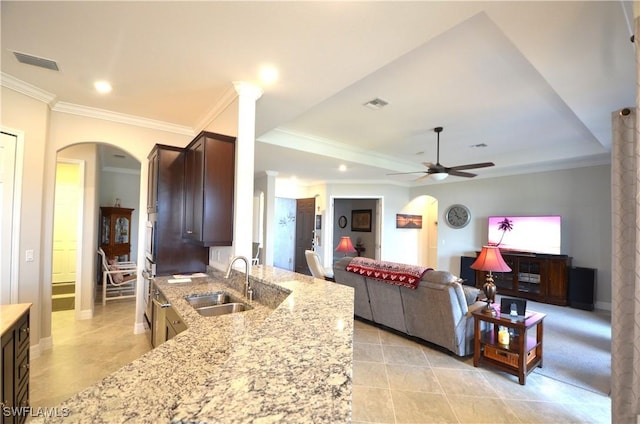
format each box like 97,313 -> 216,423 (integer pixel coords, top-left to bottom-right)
13,51 -> 59,71
363,97 -> 389,110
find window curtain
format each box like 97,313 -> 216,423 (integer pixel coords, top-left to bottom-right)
610,16 -> 639,422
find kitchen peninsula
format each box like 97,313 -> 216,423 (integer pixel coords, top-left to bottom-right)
33,265 -> 354,423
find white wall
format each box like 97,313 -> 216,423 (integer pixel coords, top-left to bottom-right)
1,86 -> 193,349
99,166 -> 142,262
411,165 -> 612,308
325,183 -> 413,264
333,198 -> 377,261
1,87 -> 50,351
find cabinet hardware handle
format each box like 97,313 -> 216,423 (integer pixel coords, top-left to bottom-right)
22,328 -> 30,334
186,230 -> 193,234
22,363 -> 29,370
172,320 -> 180,325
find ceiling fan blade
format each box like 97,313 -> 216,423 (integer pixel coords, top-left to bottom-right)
414,173 -> 431,182
448,162 -> 495,171
386,171 -> 428,176
447,169 -> 477,178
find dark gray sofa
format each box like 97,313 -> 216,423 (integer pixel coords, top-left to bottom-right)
333,257 -> 484,356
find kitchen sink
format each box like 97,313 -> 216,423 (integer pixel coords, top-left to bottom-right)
194,302 -> 252,317
184,291 -> 252,316
184,291 -> 230,308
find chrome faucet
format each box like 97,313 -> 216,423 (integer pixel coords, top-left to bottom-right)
225,256 -> 252,303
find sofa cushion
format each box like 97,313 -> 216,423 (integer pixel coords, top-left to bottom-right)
423,270 -> 457,284
462,285 -> 481,306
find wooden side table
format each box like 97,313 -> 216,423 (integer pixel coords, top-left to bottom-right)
472,307 -> 546,385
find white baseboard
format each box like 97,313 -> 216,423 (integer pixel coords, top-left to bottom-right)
77,308 -> 93,320
134,322 -> 147,335
30,335 -> 52,358
595,301 -> 611,311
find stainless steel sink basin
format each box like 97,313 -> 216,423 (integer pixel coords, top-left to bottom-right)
184,292 -> 252,317
195,302 -> 252,317
184,291 -> 229,308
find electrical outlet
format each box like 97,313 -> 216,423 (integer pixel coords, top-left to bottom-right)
25,249 -> 34,262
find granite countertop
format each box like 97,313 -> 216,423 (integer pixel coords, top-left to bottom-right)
38,265 -> 354,423
0,303 -> 31,337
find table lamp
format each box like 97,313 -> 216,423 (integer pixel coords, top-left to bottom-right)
470,245 -> 512,315
335,236 -> 356,256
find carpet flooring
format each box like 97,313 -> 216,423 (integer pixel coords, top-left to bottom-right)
498,296 -> 611,395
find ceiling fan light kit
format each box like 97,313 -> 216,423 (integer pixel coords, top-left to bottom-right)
431,172 -> 448,181
387,126 -> 495,182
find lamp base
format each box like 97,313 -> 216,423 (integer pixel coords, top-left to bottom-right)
482,302 -> 497,316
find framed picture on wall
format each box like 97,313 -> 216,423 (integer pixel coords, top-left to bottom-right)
351,209 -> 372,232
315,214 -> 322,230
396,214 -> 423,229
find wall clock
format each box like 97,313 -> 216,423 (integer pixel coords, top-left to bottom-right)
445,204 -> 471,229
338,215 -> 347,228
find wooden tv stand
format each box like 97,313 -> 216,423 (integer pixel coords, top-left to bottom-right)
475,251 -> 571,306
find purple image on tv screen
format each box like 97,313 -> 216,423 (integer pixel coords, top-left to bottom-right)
487,215 -> 561,255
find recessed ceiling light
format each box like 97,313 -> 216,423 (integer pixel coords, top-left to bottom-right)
259,66 -> 278,84
339,164 -> 347,172
94,80 -> 112,94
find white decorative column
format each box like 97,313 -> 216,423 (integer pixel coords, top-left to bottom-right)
232,82 -> 263,262
262,170 -> 278,266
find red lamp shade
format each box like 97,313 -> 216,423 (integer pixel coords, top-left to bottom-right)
470,246 -> 512,273
335,236 -> 356,253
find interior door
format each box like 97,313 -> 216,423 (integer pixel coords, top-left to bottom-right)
295,198 -> 315,274
52,162 -> 80,283
0,132 -> 17,304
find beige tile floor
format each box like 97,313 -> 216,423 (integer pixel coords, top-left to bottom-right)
29,300 -> 151,408
30,301 -> 611,423
352,319 -> 611,424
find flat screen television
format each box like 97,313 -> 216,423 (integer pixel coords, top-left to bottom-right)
487,215 -> 561,255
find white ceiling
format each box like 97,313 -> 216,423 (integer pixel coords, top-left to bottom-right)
1,1 -> 636,185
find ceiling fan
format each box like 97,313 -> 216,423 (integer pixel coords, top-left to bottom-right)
388,126 -> 495,181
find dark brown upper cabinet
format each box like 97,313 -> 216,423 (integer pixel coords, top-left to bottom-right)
147,144 -> 208,274
183,131 -> 236,246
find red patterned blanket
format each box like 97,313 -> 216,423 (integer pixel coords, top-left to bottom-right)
345,257 -> 432,289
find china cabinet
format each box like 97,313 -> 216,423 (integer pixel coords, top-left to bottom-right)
100,207 -> 134,261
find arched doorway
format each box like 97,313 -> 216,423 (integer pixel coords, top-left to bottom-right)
52,143 -> 141,320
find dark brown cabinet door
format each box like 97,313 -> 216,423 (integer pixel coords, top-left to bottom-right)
546,258 -> 570,305
1,330 -> 15,424
183,137 -> 204,241
1,309 -> 29,424
148,144 -> 208,275
147,148 -> 158,213
183,131 -> 235,246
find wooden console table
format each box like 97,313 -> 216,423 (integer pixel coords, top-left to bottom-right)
472,307 -> 545,385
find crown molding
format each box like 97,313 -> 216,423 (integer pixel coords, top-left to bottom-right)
259,128 -> 424,174
1,72 -> 194,135
0,72 -> 57,105
193,84 -> 239,132
52,102 -> 194,136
